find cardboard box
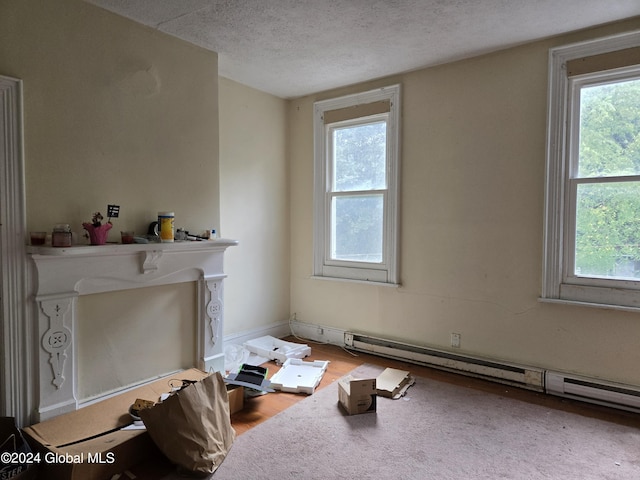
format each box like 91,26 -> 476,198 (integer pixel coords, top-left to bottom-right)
0,417 -> 38,480
22,368 -> 210,480
338,375 -> 376,415
375,368 -> 415,399
226,384 -> 244,415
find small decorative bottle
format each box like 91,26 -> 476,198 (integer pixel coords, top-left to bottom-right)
52,224 -> 72,247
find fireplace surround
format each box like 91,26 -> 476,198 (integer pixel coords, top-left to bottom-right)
28,239 -> 237,421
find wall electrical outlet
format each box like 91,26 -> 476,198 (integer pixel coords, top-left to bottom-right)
451,333 -> 461,348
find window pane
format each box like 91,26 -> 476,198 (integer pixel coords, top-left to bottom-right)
332,121 -> 386,191
575,181 -> 640,278
331,195 -> 383,263
578,78 -> 640,178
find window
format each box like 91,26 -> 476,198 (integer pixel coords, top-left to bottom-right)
543,32 -> 640,309
313,85 -> 400,284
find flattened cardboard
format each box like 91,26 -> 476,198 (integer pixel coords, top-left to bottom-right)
338,376 -> 376,415
376,368 -> 415,399
22,368 -> 209,480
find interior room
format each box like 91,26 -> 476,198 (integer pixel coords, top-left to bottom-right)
2,0 -> 640,477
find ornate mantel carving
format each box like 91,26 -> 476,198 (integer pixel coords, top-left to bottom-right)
28,239 -> 237,421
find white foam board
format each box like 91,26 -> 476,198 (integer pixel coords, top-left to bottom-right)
269,358 -> 329,394
243,335 -> 311,364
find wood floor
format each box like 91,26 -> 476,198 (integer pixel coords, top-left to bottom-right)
131,336 -> 640,478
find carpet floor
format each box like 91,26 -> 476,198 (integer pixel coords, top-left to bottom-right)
161,364 -> 640,479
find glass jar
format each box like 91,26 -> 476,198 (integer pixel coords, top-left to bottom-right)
52,224 -> 72,247
158,211 -> 175,243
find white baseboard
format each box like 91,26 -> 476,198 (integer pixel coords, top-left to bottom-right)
224,320 -> 346,347
224,321 -> 291,346
288,320 -> 346,346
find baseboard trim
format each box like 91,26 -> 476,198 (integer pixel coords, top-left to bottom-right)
289,320 -> 346,345
224,321 -> 291,346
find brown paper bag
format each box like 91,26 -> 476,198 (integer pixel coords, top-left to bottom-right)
139,371 -> 235,475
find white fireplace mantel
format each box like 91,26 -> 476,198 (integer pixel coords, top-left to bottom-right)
28,239 -> 237,421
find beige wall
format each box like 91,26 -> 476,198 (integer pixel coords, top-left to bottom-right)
219,77 -> 290,335
0,0 -> 220,237
289,18 -> 640,386
0,0 -> 222,398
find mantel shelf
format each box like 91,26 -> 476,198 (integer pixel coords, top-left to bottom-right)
27,238 -> 238,257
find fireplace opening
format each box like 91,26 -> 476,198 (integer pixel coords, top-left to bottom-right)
76,282 -> 197,403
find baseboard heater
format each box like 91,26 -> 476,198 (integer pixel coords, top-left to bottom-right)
344,332 -> 544,392
546,371 -> 640,414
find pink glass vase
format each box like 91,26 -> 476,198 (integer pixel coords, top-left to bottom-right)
82,222 -> 112,245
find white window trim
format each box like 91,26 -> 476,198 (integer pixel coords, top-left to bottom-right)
313,84 -> 401,285
542,30 -> 640,310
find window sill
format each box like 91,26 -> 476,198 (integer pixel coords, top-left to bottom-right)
538,297 -> 640,313
311,275 -> 400,288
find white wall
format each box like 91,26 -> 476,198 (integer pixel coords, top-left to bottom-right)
219,77 -> 290,336
288,18 -> 640,387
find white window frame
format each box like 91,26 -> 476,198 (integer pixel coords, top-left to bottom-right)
543,30 -> 640,310
313,85 -> 400,285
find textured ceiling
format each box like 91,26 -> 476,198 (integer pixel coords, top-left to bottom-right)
86,0 -> 640,99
